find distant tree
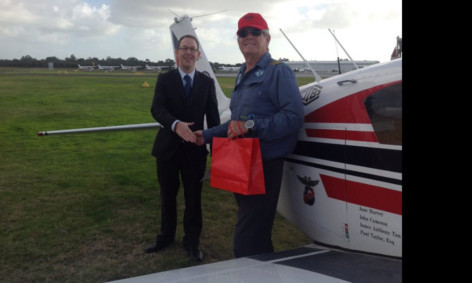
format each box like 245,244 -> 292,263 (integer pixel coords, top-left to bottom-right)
164,58 -> 175,67
46,56 -> 60,63
126,57 -> 139,65
20,55 -> 38,67
62,55 -> 77,68
66,54 -> 77,61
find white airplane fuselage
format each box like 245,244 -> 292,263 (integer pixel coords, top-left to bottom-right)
278,59 -> 402,258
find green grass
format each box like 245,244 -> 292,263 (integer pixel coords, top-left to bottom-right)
0,68 -> 313,282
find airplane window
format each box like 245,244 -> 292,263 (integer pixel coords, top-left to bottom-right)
364,82 -> 402,145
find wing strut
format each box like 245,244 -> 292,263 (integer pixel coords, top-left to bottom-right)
37,122 -> 160,136
328,29 -> 359,69
279,28 -> 322,82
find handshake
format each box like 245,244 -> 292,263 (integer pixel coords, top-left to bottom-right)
176,120 -> 249,145
174,121 -> 204,145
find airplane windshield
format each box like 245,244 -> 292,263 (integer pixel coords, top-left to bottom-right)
364,82 -> 402,146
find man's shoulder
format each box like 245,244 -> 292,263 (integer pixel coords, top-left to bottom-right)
269,59 -> 290,70
267,59 -> 294,75
159,68 -> 178,77
166,68 -> 180,75
195,70 -> 214,82
261,54 -> 288,71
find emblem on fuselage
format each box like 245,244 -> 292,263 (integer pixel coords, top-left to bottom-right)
301,84 -> 322,105
296,175 -> 319,206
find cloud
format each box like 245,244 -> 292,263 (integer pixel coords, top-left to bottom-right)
1,0 -> 114,35
0,0 -> 401,63
0,0 -> 120,59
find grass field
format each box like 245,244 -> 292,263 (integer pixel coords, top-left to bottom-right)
0,68 -> 314,282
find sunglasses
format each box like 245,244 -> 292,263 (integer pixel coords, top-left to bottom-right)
238,29 -> 263,38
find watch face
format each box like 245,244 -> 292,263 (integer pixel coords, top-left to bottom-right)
245,120 -> 254,129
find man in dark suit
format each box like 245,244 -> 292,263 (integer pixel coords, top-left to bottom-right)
146,34 -> 220,261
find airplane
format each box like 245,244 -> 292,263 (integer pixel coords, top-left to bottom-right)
144,64 -> 162,71
98,64 -> 119,71
216,66 -> 240,72
121,64 -> 143,71
39,15 -> 402,282
77,64 -> 95,71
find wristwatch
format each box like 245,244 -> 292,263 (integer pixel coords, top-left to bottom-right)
245,120 -> 255,133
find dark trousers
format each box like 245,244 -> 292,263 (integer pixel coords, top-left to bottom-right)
156,147 -> 207,249
233,157 -> 285,258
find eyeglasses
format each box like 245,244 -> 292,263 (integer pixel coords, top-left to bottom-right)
238,29 -> 263,38
179,46 -> 199,53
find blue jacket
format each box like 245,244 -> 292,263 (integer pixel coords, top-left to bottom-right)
203,52 -> 304,160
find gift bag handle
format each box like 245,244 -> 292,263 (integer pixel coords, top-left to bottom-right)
229,121 -> 245,139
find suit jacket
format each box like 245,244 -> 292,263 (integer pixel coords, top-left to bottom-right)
151,69 -> 220,160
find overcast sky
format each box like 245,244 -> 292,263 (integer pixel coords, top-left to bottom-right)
0,0 -> 402,64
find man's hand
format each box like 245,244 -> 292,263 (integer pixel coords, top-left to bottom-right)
175,121 -> 196,143
194,130 -> 204,146
227,120 -> 247,139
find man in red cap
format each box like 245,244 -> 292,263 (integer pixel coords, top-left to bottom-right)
196,12 -> 304,257
235,13 -> 270,75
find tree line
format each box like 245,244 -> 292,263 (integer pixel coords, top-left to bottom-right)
0,55 -> 175,68
0,54 -> 242,69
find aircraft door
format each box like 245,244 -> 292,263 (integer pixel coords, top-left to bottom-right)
344,82 -> 402,257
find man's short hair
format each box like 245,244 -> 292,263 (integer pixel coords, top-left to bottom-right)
178,35 -> 200,51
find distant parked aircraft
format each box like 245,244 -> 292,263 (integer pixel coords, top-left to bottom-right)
144,64 -> 162,71
77,64 -> 95,71
121,64 -> 142,71
98,64 -> 119,71
217,66 -> 240,72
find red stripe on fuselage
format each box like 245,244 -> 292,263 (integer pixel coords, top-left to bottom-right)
305,129 -> 378,142
320,174 -> 402,215
305,82 -> 400,124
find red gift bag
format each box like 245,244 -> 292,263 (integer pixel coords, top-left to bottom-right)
210,137 -> 265,195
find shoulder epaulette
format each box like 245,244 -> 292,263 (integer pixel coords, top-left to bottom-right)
271,60 -> 282,66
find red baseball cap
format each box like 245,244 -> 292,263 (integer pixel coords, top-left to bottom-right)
237,13 -> 269,35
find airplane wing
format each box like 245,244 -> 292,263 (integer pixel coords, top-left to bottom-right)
109,244 -> 402,283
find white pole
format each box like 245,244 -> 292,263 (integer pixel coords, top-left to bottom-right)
37,122 -> 160,136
